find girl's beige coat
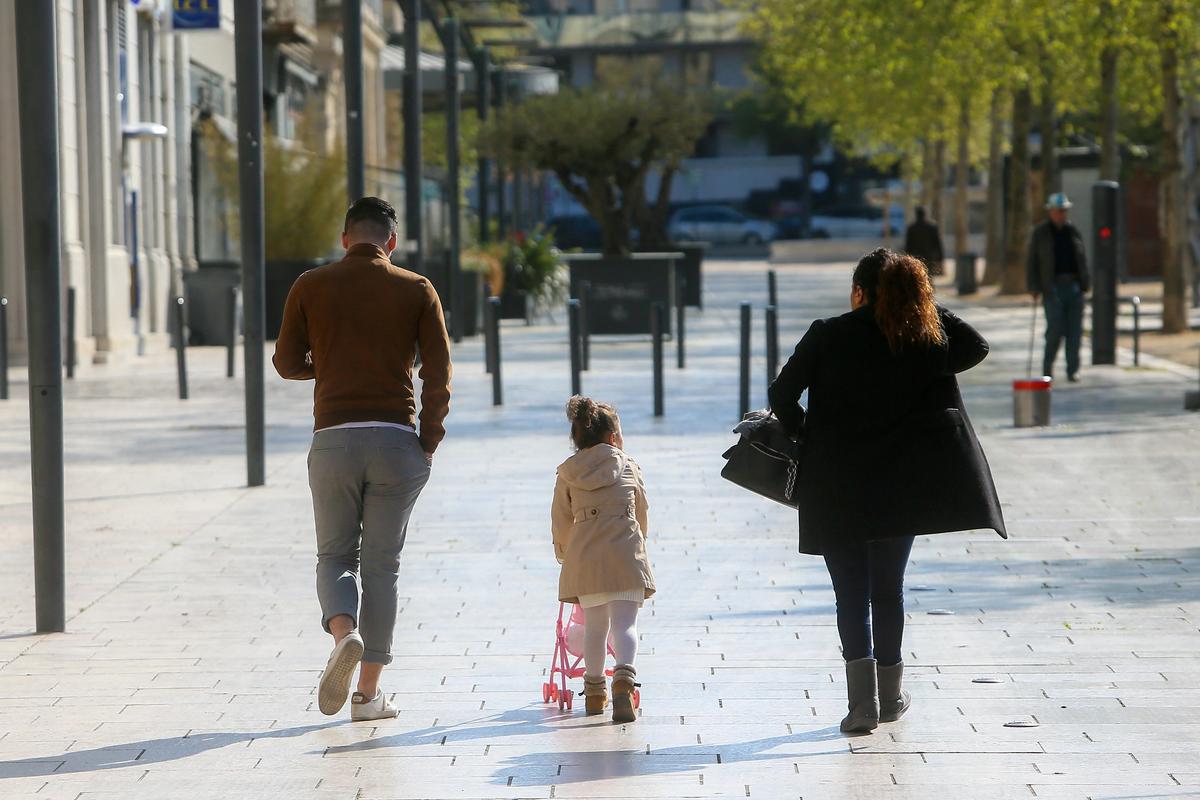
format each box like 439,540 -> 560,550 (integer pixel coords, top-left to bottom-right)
552,444 -> 655,605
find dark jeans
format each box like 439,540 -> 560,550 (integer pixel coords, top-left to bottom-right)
823,536 -> 915,666
1043,280 -> 1084,377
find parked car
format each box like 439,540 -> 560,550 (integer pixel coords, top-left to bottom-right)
808,205 -> 902,239
774,214 -> 830,240
546,215 -> 602,250
668,205 -> 778,246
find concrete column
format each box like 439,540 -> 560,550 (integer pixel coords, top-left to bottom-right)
0,1 -> 27,364
58,0 -> 94,364
174,34 -> 196,273
160,32 -> 183,297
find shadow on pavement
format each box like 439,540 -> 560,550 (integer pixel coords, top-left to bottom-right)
494,725 -> 846,786
0,722 -> 343,779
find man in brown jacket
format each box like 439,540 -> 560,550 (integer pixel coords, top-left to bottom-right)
273,197 -> 451,721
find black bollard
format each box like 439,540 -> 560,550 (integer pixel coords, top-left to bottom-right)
652,302 -> 665,417
226,286 -> 238,378
579,280 -> 591,371
766,304 -> 779,387
568,298 -> 582,395
65,286 -> 76,379
767,270 -> 778,308
174,296 -> 189,400
739,302 -> 751,420
675,274 -> 686,369
489,296 -> 502,406
484,289 -> 495,374
0,296 -> 8,400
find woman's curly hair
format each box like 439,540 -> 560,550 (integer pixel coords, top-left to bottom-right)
852,248 -> 947,354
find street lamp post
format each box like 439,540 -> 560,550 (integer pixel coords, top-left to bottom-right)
15,0 -> 66,633
402,0 -> 423,274
344,0 -> 365,202
235,0 -> 266,487
445,17 -> 463,343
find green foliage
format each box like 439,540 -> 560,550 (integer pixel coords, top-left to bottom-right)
477,79 -> 711,255
202,107 -> 346,261
504,227 -> 568,313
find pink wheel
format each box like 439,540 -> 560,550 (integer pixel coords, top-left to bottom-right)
549,683 -> 558,701
632,688 -> 641,709
564,689 -> 574,711
542,682 -> 551,703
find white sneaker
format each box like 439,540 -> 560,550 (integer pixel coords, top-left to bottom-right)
351,690 -> 400,721
317,632 -> 364,715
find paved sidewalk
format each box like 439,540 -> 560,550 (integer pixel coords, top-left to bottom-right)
1,260 -> 1198,799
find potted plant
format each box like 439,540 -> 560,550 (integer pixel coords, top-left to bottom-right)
202,108 -> 345,339
504,227 -> 569,320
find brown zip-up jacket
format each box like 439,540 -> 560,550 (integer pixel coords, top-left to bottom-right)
272,243 -> 452,453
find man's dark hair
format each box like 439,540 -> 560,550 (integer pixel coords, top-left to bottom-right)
914,205 -> 927,221
344,196 -> 398,242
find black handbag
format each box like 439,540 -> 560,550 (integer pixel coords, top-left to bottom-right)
720,409 -> 803,509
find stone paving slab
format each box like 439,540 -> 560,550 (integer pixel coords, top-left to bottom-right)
1,260 -> 1198,798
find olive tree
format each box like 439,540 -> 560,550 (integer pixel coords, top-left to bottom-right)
478,81 -> 711,256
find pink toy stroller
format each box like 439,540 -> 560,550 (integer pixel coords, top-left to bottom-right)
541,602 -> 641,712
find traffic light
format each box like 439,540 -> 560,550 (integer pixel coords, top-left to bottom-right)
1092,181 -> 1121,365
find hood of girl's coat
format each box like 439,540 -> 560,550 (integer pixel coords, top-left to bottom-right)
556,444 -> 629,491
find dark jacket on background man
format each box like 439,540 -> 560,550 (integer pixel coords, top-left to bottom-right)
903,218 -> 945,273
767,305 -> 1007,555
1027,220 -> 1090,295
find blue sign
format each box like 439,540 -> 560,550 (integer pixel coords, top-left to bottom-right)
173,0 -> 220,30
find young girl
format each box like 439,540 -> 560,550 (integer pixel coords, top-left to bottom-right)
552,396 -> 655,723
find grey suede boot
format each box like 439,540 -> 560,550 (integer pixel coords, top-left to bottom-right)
878,661 -> 911,723
840,657 -> 879,734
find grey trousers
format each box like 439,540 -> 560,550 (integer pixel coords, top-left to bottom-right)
308,427 -> 430,664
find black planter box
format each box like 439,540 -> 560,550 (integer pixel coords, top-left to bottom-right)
566,253 -> 680,335
184,261 -> 241,346
638,242 -> 705,308
497,289 -> 528,321
266,259 -> 325,340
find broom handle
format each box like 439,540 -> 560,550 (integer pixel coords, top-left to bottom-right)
1027,297 -> 1038,378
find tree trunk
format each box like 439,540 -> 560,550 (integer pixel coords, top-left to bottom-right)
1039,76 -> 1059,195
1002,84 -> 1033,295
932,137 -> 947,226
1099,42 -> 1121,181
921,139 -> 936,212
1160,4 -> 1188,333
983,88 -> 1006,285
954,95 -> 970,256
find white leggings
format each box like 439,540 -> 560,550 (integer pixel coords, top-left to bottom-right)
582,600 -> 639,678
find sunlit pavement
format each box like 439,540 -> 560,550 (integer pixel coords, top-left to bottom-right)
0,260 -> 1197,799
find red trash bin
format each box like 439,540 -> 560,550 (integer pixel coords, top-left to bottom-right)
1013,377 -> 1053,427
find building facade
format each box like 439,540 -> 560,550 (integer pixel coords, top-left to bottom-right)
1,0 -> 194,365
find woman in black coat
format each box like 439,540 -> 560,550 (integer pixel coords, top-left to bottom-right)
768,248 -> 1006,735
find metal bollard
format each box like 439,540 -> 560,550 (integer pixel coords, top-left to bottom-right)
0,296 -> 8,400
489,296 -> 502,406
226,286 -> 239,378
567,298 -> 582,396
1125,295 -> 1141,367
65,286 -> 76,379
675,273 -> 686,369
174,296 -> 189,400
766,304 -> 779,387
652,301 -> 665,417
484,289 -> 495,374
579,280 -> 591,371
739,302 -> 751,420
767,270 -> 778,308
